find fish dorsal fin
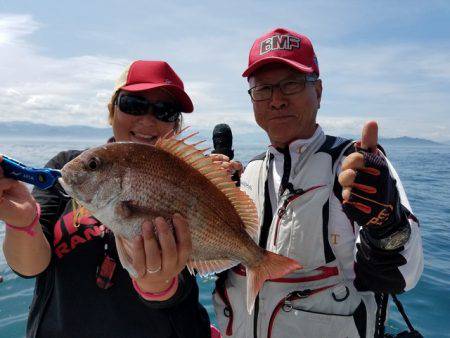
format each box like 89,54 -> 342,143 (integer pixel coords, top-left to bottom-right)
155,129 -> 259,238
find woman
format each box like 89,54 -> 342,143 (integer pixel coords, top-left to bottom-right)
0,60 -> 211,338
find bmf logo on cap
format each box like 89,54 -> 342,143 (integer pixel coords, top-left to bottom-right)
260,34 -> 301,55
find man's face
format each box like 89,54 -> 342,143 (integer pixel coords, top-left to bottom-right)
249,64 -> 322,148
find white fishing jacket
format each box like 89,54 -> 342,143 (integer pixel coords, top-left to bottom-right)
213,127 -> 423,338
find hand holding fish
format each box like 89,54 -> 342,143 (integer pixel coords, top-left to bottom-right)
210,153 -> 243,178
122,214 -> 192,298
339,121 -> 401,228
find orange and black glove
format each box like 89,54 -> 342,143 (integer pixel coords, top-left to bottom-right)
341,148 -> 402,229
339,122 -> 411,250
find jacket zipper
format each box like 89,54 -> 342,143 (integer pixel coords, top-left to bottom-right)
266,285 -> 335,338
273,185 -> 326,246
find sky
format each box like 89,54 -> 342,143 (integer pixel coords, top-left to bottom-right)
0,0 -> 449,141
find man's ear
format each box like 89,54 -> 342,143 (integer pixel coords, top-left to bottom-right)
248,76 -> 255,88
315,79 -> 322,109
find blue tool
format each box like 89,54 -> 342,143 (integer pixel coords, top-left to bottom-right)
0,155 -> 61,190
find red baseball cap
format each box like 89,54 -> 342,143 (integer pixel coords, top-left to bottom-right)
115,60 -> 193,113
242,28 -> 319,78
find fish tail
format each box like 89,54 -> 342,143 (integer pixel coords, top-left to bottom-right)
246,251 -> 302,314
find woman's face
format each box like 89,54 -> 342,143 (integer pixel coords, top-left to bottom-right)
112,88 -> 177,145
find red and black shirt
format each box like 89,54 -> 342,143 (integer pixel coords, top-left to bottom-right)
23,150 -> 210,338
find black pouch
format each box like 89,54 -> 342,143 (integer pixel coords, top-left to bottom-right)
96,254 -> 116,289
96,229 -> 117,290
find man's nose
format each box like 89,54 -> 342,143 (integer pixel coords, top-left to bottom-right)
270,86 -> 287,110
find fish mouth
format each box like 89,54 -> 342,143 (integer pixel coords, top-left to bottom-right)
130,131 -> 158,144
58,177 -> 92,204
58,177 -> 73,195
58,176 -> 121,211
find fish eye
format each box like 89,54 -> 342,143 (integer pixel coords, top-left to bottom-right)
87,157 -> 101,171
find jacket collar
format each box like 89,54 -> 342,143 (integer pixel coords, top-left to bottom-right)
268,125 -> 323,159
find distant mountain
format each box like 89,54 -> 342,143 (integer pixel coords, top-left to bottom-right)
379,136 -> 443,146
0,121 -> 269,145
0,121 -> 112,140
236,134 -> 445,147
0,122 -> 444,146
329,133 -> 444,146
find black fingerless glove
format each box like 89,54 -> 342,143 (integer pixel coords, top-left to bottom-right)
342,150 -> 403,232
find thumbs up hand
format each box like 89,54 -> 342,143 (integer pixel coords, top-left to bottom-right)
338,121 -> 401,228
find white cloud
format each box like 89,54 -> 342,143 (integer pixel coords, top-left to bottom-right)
0,14 -> 39,44
317,42 -> 450,140
0,10 -> 449,142
0,14 -> 128,127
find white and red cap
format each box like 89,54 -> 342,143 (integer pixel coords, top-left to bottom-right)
242,28 -> 319,78
115,60 -> 193,113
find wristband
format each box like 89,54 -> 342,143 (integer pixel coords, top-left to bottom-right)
132,277 -> 178,300
363,223 -> 411,250
5,203 -> 41,237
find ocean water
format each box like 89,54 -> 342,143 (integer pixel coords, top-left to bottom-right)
0,136 -> 449,337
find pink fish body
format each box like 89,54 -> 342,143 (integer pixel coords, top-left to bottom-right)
60,133 -> 302,313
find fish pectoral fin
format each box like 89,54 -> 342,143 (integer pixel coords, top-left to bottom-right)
116,200 -> 154,219
116,201 -> 133,219
187,258 -> 238,277
115,235 -> 138,278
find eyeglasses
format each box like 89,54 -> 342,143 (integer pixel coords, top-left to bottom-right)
248,75 -> 318,101
116,94 -> 181,123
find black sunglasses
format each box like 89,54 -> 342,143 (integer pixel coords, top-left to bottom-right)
116,94 -> 181,123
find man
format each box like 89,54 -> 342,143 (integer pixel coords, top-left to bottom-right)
213,28 -> 423,338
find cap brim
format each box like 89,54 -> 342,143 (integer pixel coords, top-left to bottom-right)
120,83 -> 193,113
242,57 -> 314,77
